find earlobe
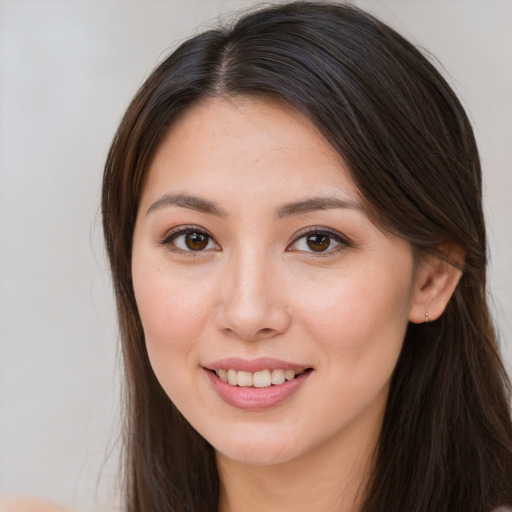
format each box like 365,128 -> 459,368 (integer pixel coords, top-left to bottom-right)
408,244 -> 465,324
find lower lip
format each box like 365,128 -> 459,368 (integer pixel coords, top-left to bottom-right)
205,369 -> 312,411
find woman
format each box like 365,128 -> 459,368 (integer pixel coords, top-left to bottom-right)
100,1 -> 512,511
106,3 -> 512,512
7,1 -> 508,511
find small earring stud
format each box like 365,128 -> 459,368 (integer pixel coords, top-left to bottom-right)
424,312 -> 429,324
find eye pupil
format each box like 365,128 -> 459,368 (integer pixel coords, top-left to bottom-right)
307,234 -> 330,252
185,232 -> 208,250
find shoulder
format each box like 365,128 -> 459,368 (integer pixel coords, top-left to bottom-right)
0,495 -> 73,512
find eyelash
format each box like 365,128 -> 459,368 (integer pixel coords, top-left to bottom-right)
287,227 -> 351,256
159,225 -> 351,255
160,225 -> 219,254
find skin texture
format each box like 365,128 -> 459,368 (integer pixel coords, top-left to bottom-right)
131,97 -> 462,512
0,496 -> 72,512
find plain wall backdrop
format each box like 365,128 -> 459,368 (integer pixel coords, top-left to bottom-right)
1,0 -> 511,509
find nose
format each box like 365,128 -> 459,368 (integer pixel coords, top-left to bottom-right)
215,250 -> 291,341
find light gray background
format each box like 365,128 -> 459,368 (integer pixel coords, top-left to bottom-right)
1,0 -> 511,509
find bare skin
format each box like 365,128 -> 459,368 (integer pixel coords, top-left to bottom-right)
0,495 -> 72,512
216,388 -> 383,512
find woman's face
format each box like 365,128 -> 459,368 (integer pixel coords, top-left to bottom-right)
132,97 -> 420,466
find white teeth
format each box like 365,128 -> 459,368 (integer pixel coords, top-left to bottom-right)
237,371 -> 253,387
284,369 -> 296,381
271,369 -> 285,385
253,370 -> 271,388
227,369 -> 237,385
215,368 -> 305,387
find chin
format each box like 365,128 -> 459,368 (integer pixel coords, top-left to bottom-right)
209,426 -> 310,467
216,443 -> 299,466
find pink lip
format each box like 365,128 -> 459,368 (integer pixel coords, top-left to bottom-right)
204,367 -> 313,411
204,357 -> 310,373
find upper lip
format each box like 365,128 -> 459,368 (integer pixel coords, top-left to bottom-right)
203,357 -> 312,373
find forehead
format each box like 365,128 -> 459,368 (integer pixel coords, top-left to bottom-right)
141,96 -> 361,209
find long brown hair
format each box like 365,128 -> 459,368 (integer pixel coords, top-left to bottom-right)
102,2 -> 512,511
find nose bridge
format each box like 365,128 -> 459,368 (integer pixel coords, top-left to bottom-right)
218,244 -> 289,340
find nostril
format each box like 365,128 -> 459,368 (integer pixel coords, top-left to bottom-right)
254,327 -> 280,340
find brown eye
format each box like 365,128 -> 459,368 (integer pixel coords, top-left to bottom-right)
163,228 -> 218,252
289,229 -> 346,254
185,232 -> 208,250
306,233 -> 331,252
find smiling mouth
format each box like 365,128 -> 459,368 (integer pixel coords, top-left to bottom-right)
211,368 -> 313,388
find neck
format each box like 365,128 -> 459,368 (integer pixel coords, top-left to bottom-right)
216,408 -> 382,512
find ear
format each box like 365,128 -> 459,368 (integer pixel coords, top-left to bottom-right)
408,243 -> 465,324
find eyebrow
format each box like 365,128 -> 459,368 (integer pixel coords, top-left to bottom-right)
276,196 -> 362,218
146,193 -> 229,218
146,193 -> 362,219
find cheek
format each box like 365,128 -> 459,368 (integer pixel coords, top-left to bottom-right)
132,261 -> 214,354
132,262 -> 218,413
289,264 -> 412,435
304,274 -> 408,325
295,261 -> 413,365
